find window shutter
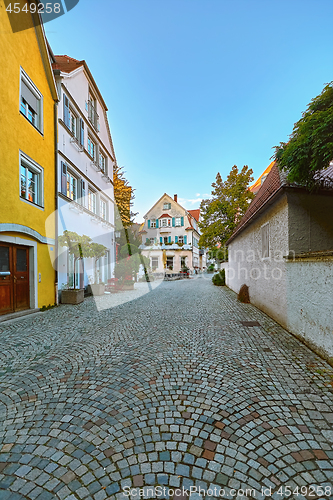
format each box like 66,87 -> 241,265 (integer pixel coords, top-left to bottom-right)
172,218 -> 175,227
21,81 -> 38,112
175,236 -> 178,243
156,219 -> 159,228
160,237 -> 162,244
184,235 -> 187,244
80,179 -> 85,203
63,95 -> 70,128
61,162 -> 67,195
148,220 -> 150,229
80,118 -> 84,145
168,203 -> 171,209
181,216 -> 184,226
154,237 -> 157,244
168,236 -> 171,243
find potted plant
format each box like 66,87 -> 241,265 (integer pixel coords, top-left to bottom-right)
88,242 -> 108,296
58,231 -> 92,304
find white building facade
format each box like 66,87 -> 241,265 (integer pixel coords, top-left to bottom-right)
53,56 -> 116,293
140,194 -> 206,274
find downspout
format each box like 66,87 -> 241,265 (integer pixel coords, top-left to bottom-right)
54,100 -> 59,304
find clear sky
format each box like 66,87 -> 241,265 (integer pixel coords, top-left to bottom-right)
45,0 -> 333,221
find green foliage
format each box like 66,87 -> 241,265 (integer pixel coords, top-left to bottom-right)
119,244 -> 140,259
89,242 -> 108,284
40,303 -> 57,312
58,231 -> 92,261
273,82 -> 333,187
212,269 -> 225,286
207,264 -> 215,273
114,253 -> 150,282
199,166 -> 254,248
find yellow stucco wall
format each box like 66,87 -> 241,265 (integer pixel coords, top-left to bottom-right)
0,2 -> 57,308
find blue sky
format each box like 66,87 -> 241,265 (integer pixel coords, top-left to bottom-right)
45,0 -> 333,221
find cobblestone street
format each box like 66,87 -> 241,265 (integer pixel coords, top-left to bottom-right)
0,276 -> 333,500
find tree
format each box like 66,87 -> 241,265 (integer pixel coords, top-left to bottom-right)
58,231 -> 92,289
273,82 -> 333,187
199,165 -> 254,248
113,165 -> 136,228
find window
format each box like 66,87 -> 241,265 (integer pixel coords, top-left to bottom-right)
20,152 -> 43,206
151,257 -> 158,271
175,217 -> 181,226
66,171 -> 77,200
100,198 -> 107,220
88,92 -> 99,131
181,257 -> 186,268
261,224 -> 269,258
99,152 -> 106,173
20,68 -> 42,132
88,189 -> 97,214
69,108 -> 77,136
161,218 -> 171,227
150,238 -> 154,245
166,256 -> 173,270
163,202 -> 171,210
163,237 -> 168,244
150,220 -> 156,228
178,236 -> 184,244
88,137 -> 96,160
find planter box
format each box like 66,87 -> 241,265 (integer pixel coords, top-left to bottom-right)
122,282 -> 135,290
88,283 -> 105,296
61,289 -> 84,304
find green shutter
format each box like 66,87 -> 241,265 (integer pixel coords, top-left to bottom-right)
148,220 -> 150,228
169,203 -> 171,209
168,236 -> 171,243
172,218 -> 175,227
175,236 -> 178,243
181,217 -> 184,226
184,235 -> 187,244
156,219 -> 159,228
160,237 -> 163,244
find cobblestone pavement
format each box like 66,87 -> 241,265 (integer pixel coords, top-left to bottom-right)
0,276 -> 333,500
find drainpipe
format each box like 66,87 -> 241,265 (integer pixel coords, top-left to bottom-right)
54,100 -> 59,305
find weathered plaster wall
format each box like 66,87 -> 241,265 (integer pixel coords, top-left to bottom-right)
227,195 -> 289,326
288,192 -> 333,253
286,258 -> 333,361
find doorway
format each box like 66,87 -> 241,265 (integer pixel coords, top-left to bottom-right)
0,243 -> 30,315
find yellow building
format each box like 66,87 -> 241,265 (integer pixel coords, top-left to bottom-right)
0,2 -> 58,316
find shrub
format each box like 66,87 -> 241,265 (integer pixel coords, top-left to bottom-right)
212,269 -> 225,286
238,284 -> 250,303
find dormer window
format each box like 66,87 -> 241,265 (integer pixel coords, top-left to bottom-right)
163,202 -> 171,210
161,218 -> 171,227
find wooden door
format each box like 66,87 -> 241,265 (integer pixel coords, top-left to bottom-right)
0,244 -> 13,315
13,246 -> 29,312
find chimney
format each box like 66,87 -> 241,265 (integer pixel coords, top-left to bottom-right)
174,194 -> 177,203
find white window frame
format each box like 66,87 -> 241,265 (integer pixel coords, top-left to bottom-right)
149,237 -> 154,245
88,189 -> 97,214
162,218 -> 171,227
69,108 -> 77,137
175,217 -> 181,226
66,170 -> 77,201
151,257 -> 158,270
19,151 -> 44,207
99,151 -> 106,173
20,67 -> 43,133
150,220 -> 156,228
178,236 -> 184,244
163,203 -> 170,210
100,197 -> 107,220
88,136 -> 96,160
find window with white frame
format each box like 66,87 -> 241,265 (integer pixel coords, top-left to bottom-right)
181,256 -> 186,268
175,217 -> 181,226
261,223 -> 269,258
151,257 -> 158,270
178,236 -> 184,244
66,171 -> 77,201
20,68 -> 42,132
88,136 -> 96,160
69,108 -> 77,137
166,256 -> 173,270
163,202 -> 171,210
100,198 -> 107,220
150,220 -> 156,228
88,189 -> 97,214
150,238 -> 154,245
161,218 -> 171,227
20,152 -> 43,206
99,151 -> 106,173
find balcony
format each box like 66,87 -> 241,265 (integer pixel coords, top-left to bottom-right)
88,100 -> 99,131
140,244 -> 192,251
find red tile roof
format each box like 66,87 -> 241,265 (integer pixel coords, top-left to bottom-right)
188,209 -> 200,221
158,214 -> 172,218
52,55 -> 84,73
